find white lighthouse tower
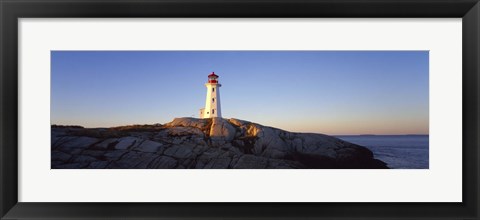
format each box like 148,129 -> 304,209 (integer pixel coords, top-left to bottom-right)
199,72 -> 222,118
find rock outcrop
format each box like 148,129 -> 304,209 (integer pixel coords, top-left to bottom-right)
51,118 -> 388,169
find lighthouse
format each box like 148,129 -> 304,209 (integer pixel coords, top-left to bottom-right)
199,72 -> 222,118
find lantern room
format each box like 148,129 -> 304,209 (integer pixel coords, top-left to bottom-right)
208,72 -> 219,84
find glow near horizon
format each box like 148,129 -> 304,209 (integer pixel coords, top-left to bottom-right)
51,51 -> 428,135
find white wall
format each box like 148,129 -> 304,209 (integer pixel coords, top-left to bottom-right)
203,83 -> 222,118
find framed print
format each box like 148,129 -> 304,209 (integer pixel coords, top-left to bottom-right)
18,20 -> 457,203
1,0 -> 479,219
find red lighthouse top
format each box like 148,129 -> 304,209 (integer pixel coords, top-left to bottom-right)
208,72 -> 218,77
208,72 -> 219,83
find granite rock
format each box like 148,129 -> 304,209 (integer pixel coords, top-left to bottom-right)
51,118 -> 388,169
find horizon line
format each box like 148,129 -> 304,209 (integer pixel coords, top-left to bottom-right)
50,123 -> 428,136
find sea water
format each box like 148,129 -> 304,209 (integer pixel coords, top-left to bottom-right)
335,135 -> 429,169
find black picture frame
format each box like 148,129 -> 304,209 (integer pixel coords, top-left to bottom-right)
1,0 -> 479,219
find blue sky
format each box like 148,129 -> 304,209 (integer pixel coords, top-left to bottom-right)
51,51 -> 428,135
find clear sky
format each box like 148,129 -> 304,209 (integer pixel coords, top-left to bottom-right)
51,51 -> 428,135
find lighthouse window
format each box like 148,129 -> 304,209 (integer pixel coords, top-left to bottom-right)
212,109 -> 215,114
212,88 -> 215,92
212,98 -> 215,103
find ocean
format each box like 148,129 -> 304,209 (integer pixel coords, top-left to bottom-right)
335,135 -> 429,169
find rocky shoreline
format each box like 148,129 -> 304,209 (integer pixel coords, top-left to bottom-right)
51,117 -> 388,169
